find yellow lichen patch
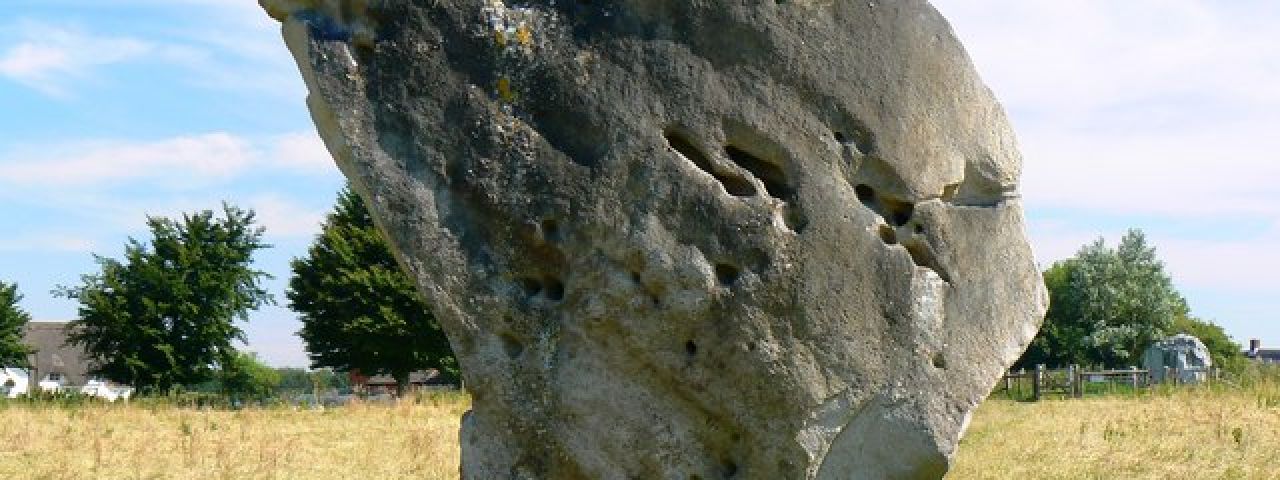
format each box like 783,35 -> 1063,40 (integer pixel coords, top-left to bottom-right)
493,28 -> 507,48
515,24 -> 533,47
497,77 -> 516,103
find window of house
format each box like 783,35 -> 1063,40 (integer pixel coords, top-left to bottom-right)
46,372 -> 63,382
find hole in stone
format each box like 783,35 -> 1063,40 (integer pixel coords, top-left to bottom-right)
665,130 -> 756,197
501,334 -> 524,359
544,277 -> 565,301
854,184 -> 876,204
877,224 -> 897,245
782,204 -> 808,233
541,218 -> 560,242
848,126 -> 876,155
714,263 -> 741,287
630,270 -> 642,284
722,459 -> 739,478
518,277 -> 542,297
887,201 -> 914,227
914,223 -> 925,235
856,183 -> 914,227
724,145 -> 793,200
746,342 -> 757,352
833,131 -> 848,144
685,340 -> 698,357
932,352 -> 946,369
903,238 -> 951,283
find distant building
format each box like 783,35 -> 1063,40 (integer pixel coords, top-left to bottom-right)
1244,339 -> 1280,364
349,369 -> 449,394
23,322 -> 92,388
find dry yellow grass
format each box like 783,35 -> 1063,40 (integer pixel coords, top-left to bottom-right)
3,384 -> 1278,479
949,382 -> 1280,479
0,393 -> 467,480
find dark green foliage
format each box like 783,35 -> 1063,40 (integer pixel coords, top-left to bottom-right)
0,281 -> 33,367
1173,315 -> 1246,375
288,187 -> 456,393
275,367 -> 312,392
275,367 -> 350,393
1018,261 -> 1090,368
1019,229 -> 1187,368
216,351 -> 280,400
57,205 -> 273,392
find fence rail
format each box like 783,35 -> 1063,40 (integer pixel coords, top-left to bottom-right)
999,364 -> 1221,401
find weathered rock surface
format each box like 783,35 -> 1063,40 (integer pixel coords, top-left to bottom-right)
262,0 -> 1047,477
1144,334 -> 1213,384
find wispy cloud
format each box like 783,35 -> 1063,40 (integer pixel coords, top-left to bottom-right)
0,133 -> 253,186
932,0 -> 1280,341
0,131 -> 337,244
0,21 -> 153,97
267,132 -> 338,173
0,131 -> 332,188
0,233 -> 95,253
0,4 -> 300,99
933,0 -> 1280,222
247,193 -> 329,239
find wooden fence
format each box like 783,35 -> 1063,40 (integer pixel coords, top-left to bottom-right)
998,364 -> 1222,401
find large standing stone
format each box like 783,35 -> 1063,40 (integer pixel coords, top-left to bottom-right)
1143,334 -> 1213,384
262,0 -> 1047,477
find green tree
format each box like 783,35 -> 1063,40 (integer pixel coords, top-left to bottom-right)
217,351 -> 281,400
275,367 -> 312,392
288,187 -> 456,394
275,367 -> 351,394
0,281 -> 34,367
57,205 -> 273,392
1019,229 -> 1186,368
1017,260 -> 1090,368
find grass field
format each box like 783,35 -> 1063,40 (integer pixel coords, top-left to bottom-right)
950,380 -> 1280,479
1,382 -> 1277,479
0,392 -> 467,480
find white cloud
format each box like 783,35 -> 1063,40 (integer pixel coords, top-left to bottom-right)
931,1 -> 1280,344
0,233 -> 94,253
247,193 -> 328,238
0,131 -> 334,187
0,21 -> 154,97
0,133 -> 254,186
933,1 -> 1280,120
268,132 -> 337,173
1,4 -> 301,99
932,0 -> 1280,220
1155,222 -> 1280,296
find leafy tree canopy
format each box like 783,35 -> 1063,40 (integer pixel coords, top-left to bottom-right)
57,204 -> 272,392
0,281 -> 33,367
288,187 -> 456,393
1019,229 -> 1188,368
217,351 -> 281,400
275,367 -> 350,393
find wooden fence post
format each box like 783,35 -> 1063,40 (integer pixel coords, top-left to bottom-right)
1130,366 -> 1140,390
1033,364 -> 1045,401
1070,364 -> 1083,398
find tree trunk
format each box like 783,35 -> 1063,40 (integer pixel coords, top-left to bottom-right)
394,371 -> 409,397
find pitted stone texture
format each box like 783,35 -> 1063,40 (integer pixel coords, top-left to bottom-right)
263,0 -> 1047,478
1143,334 -> 1213,384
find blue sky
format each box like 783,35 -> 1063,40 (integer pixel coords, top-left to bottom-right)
1,1 -> 1276,367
